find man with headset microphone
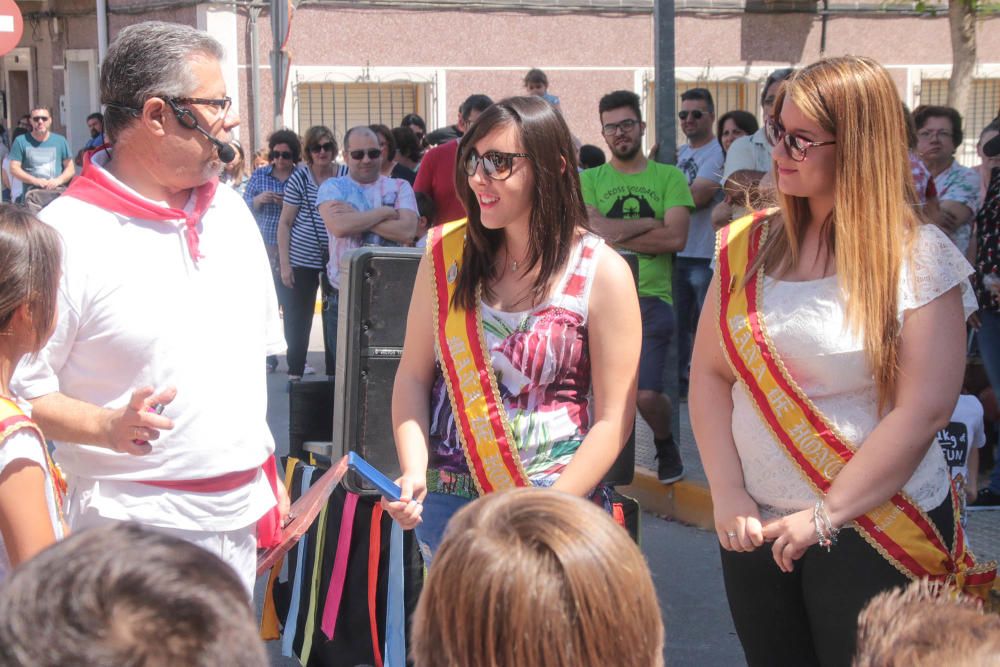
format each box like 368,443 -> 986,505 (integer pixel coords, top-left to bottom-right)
12,21 -> 288,595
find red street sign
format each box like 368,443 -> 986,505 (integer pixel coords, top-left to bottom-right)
0,0 -> 23,57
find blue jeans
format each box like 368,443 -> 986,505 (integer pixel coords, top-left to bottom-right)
413,492 -> 472,567
977,310 -> 1000,491
673,257 -> 713,383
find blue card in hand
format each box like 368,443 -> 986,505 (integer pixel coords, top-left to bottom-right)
347,452 -> 403,502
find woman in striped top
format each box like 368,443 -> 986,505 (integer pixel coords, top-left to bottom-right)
277,126 -> 338,379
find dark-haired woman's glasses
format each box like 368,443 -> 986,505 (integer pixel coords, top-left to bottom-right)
310,142 -> 336,154
464,150 -> 530,181
349,149 -> 382,160
764,119 -> 836,162
678,110 -> 703,121
270,150 -> 293,160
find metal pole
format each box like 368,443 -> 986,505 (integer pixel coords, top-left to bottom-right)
96,0 -> 109,67
653,0 -> 676,165
270,0 -> 288,130
249,7 -> 262,155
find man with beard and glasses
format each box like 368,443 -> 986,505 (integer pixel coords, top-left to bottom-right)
581,90 -> 693,484
75,112 -> 106,166
675,88 -> 725,400
11,21 -> 288,596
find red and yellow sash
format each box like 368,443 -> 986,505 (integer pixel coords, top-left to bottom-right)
427,220 -> 530,495
0,397 -> 67,521
717,211 -> 997,598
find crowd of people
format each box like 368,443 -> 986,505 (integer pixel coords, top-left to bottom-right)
0,16 -> 999,667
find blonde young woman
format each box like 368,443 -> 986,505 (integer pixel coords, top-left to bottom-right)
690,56 -> 995,667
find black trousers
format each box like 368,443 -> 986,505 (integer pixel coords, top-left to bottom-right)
719,494 -> 954,667
283,266 -> 335,376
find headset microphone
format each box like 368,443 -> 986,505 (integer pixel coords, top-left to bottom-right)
192,124 -> 237,163
165,98 -> 237,164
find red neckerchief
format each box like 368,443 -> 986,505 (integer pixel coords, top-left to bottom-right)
63,147 -> 218,263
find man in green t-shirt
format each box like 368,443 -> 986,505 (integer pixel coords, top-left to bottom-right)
580,90 -> 693,484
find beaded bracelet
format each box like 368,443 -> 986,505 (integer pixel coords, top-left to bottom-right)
813,499 -> 840,552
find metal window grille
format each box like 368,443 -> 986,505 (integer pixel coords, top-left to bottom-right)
295,81 -> 430,145
919,78 -> 1000,167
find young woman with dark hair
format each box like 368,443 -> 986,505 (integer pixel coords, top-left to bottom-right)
0,205 -> 66,580
384,96 -> 641,562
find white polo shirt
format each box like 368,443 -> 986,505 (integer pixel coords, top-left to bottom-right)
13,155 -> 286,531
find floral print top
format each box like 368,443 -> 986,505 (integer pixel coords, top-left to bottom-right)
426,233 -> 604,498
934,159 -> 982,254
974,168 -> 1000,312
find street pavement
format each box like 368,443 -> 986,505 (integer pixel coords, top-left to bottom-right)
258,317 -> 745,666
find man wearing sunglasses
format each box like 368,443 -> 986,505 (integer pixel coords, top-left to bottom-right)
581,89 -> 694,485
12,21 -> 287,597
317,125 -> 418,294
674,88 -> 725,402
9,105 -> 74,203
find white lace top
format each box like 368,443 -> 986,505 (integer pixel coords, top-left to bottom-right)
730,224 -> 977,519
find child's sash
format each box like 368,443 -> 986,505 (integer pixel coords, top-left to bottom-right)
0,397 -> 67,520
427,219 -> 530,495
716,212 -> 997,599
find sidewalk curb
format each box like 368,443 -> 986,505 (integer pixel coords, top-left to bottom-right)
621,467 -> 715,532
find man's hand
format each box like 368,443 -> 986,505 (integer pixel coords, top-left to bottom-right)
276,478 -> 292,526
41,178 -> 60,190
585,205 -> 658,245
101,386 -> 177,455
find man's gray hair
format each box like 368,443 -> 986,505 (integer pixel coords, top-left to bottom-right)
101,21 -> 224,143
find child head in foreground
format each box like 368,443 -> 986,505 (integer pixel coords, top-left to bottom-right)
412,487 -> 664,667
853,579 -> 1000,666
0,522 -> 268,667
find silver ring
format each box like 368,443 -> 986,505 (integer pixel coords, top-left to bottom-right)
726,530 -> 737,538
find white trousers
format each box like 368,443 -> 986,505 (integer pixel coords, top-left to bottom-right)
67,494 -> 258,597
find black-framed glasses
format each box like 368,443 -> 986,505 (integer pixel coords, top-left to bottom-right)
678,110 -> 704,121
31,115 -> 50,123
765,119 -> 835,162
270,150 -> 293,160
463,149 -> 530,181
172,96 -> 232,117
601,119 -> 639,136
349,148 -> 381,160
311,142 -> 337,154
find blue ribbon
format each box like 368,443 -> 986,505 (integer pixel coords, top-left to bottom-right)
384,521 -> 405,667
281,464 -> 314,657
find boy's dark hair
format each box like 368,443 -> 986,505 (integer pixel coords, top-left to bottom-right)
761,67 -> 794,106
598,90 -> 642,122
524,68 -> 548,87
579,144 -> 606,170
912,104 -> 964,146
460,94 -> 494,123
415,191 -> 437,228
392,126 -> 422,163
0,523 -> 268,667
400,113 -> 426,132
370,123 -> 396,161
268,128 -> 302,163
681,87 -> 715,114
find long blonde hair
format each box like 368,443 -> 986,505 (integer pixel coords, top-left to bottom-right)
753,56 -> 920,411
411,488 -> 664,667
